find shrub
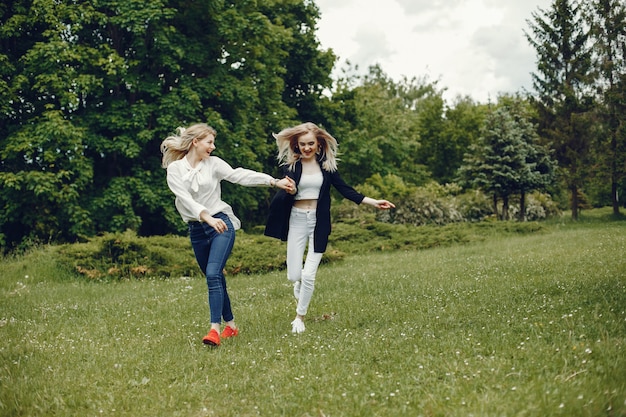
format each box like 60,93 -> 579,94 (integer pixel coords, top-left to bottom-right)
54,229 -> 346,281
51,214 -> 552,281
456,190 -> 493,222
387,185 -> 464,226
55,230 -> 199,280
508,192 -> 563,221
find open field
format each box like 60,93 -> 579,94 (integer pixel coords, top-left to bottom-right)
1,210 -> 625,416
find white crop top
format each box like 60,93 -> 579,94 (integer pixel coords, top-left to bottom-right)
295,171 -> 323,200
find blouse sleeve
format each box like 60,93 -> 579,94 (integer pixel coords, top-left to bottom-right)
216,157 -> 274,186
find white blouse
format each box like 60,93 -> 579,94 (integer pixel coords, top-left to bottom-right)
166,156 -> 273,229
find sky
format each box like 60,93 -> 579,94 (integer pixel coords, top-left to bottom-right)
314,0 -> 553,103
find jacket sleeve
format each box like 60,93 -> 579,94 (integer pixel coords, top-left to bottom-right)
330,170 -> 365,204
264,166 -> 295,241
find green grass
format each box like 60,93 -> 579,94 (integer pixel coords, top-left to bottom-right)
1,209 -> 625,416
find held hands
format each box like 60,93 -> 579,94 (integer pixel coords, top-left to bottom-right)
275,177 -> 297,194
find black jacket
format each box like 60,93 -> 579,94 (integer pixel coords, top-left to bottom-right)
264,161 -> 365,253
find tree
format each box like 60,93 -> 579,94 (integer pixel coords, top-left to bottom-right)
587,0 -> 626,214
259,0 -> 336,124
457,105 -> 556,220
437,96 -> 489,184
0,0 -> 109,247
526,0 -> 594,220
0,0 -> 334,251
323,64 -> 440,187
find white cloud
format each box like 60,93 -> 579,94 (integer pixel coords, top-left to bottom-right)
315,0 -> 553,102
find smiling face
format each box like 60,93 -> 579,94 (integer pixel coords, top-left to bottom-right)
296,131 -> 319,162
194,133 -> 216,160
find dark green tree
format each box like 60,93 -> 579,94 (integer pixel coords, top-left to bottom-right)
587,0 -> 626,214
412,93 -> 447,182
458,105 -> 557,220
0,0 -> 334,251
525,0 -> 594,220
259,0 -> 336,124
0,0 -> 109,247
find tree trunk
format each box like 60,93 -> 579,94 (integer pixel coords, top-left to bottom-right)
493,194 -> 499,219
571,184 -> 579,220
502,195 -> 510,220
519,190 -> 526,222
612,157 -> 620,215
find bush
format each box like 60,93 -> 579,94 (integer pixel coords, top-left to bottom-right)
51,213 -> 552,281
455,190 -> 493,222
508,192 -> 563,221
335,184 -> 495,226
387,183 -> 465,226
54,229 -> 346,281
55,230 -> 199,280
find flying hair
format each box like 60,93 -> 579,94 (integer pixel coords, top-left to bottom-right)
273,122 -> 338,172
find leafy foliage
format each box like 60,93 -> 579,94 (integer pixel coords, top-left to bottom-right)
0,0 -> 334,251
586,0 -> 626,214
458,102 -> 557,220
2,0 -> 624,252
50,216 -> 554,281
526,0 -> 595,219
322,65 -> 439,186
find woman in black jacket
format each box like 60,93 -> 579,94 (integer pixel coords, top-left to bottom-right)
265,122 -> 394,334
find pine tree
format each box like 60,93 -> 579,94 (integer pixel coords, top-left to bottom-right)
458,105 -> 556,221
526,0 -> 594,220
587,0 -> 626,214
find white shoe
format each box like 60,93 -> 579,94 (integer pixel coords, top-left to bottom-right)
293,281 -> 301,300
291,317 -> 305,334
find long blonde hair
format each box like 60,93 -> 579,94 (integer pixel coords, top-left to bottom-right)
274,122 -> 338,172
160,123 -> 217,168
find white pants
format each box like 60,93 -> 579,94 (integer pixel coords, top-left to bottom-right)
287,207 -> 324,316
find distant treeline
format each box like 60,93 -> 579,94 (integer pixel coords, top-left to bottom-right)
1,0 -> 624,252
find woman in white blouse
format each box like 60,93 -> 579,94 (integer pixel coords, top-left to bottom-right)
161,123 -> 294,346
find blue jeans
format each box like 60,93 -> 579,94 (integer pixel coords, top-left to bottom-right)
189,213 -> 236,324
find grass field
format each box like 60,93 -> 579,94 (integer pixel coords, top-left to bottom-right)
1,210 -> 625,416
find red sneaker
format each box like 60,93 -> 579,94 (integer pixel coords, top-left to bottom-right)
202,329 -> 220,346
220,325 -> 239,339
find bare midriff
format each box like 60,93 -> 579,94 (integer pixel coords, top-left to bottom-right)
293,199 -> 318,210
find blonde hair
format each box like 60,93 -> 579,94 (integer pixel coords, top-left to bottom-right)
160,123 -> 217,168
274,122 -> 338,172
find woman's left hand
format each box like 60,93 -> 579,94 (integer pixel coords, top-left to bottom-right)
375,200 -> 395,210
